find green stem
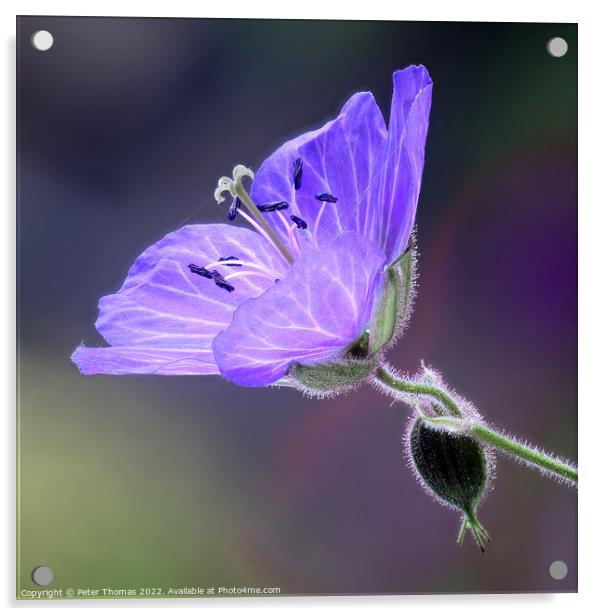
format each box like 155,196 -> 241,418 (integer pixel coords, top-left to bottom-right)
373,365 -> 577,486
374,365 -> 463,417
472,423 -> 577,484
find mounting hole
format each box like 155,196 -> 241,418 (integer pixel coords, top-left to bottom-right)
548,560 -> 568,580
31,30 -> 54,51
31,565 -> 54,586
547,37 -> 568,58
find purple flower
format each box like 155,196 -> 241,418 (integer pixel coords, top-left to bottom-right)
72,66 -> 432,388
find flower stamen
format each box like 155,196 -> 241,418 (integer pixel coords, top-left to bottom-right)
188,264 -> 235,293
236,209 -> 272,247
223,270 -> 276,283
293,157 -> 303,190
188,264 -> 213,279
275,210 -> 301,257
214,165 -> 294,265
290,215 -> 307,229
257,201 -> 289,212
228,197 -> 241,221
211,270 -> 235,293
312,202 -> 327,246
316,192 -> 338,203
203,258 -> 281,279
218,256 -> 243,267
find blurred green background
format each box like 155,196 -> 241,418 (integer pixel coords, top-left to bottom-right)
17,17 -> 576,597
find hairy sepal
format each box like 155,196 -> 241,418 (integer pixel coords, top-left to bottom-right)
289,357 -> 376,398
369,242 -> 417,354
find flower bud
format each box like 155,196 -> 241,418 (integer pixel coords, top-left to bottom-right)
407,415 -> 493,552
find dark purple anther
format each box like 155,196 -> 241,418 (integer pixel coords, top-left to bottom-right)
257,201 -> 289,213
293,157 -> 303,190
316,192 -> 338,203
218,256 -> 242,267
188,264 -> 213,279
290,215 -> 307,230
211,270 -> 235,293
228,197 -> 241,221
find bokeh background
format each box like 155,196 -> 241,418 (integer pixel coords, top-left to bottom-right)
17,17 -> 577,597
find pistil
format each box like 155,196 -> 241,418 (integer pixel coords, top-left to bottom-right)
214,165 -> 294,265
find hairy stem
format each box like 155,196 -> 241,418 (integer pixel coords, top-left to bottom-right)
374,365 -> 463,417
373,364 -> 577,486
471,423 -> 577,484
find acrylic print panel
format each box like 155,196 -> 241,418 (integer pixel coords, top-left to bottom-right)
16,16 -> 577,599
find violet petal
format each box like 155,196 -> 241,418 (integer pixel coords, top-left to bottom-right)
375,65 -> 432,262
71,345 -> 216,375
71,224 -> 286,375
250,92 -> 387,251
212,233 -> 386,387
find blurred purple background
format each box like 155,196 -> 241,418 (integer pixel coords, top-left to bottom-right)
17,17 -> 576,596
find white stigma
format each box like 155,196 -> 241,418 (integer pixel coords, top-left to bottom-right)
213,164 -> 294,265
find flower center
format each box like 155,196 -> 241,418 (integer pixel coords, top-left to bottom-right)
214,165 -> 295,265
198,162 -> 338,293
